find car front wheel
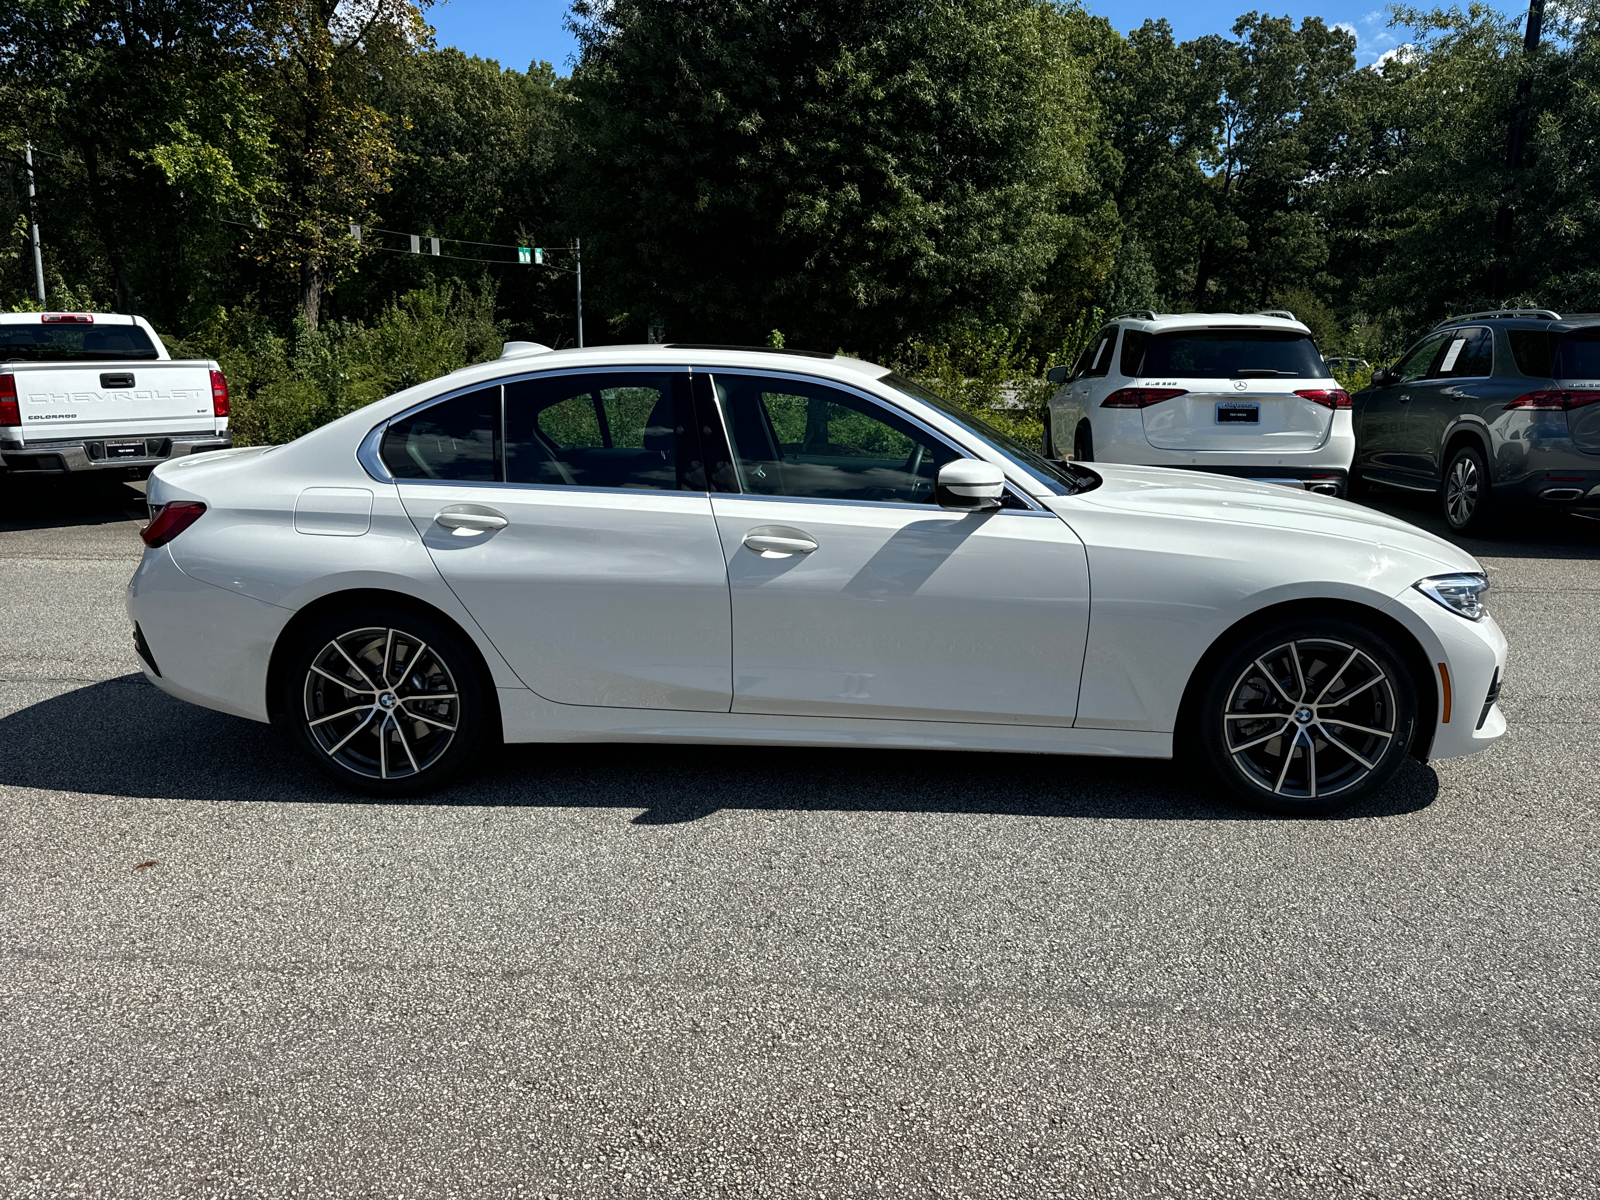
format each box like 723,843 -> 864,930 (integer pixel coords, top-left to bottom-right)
281,606 -> 491,795
1196,619 -> 1417,815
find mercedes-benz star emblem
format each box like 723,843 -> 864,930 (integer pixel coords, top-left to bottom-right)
1233,379 -> 1249,391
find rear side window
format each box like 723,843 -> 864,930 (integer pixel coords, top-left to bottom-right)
1081,328 -> 1118,378
0,323 -> 159,362
380,387 -> 500,482
1437,327 -> 1493,378
1135,331 -> 1330,379
505,372 -> 692,490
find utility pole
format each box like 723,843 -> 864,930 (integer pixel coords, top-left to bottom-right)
575,237 -> 584,348
1488,0 -> 1546,301
24,141 -> 46,304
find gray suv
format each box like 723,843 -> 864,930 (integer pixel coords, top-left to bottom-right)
1353,309 -> 1600,532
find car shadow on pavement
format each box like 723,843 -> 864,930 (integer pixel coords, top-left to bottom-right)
0,475 -> 149,530
0,675 -> 1440,822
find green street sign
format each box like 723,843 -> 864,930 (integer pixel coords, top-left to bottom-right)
534,247 -> 545,265
517,247 -> 531,265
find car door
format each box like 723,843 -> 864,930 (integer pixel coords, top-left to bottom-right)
1410,327 -> 1494,481
1075,326 -> 1120,449
1357,332 -> 1447,483
386,369 -> 734,712
704,369 -> 1091,726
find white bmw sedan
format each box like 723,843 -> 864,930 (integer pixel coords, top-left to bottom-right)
127,344 -> 1506,815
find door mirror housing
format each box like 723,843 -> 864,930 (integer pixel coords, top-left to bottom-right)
1046,364 -> 1070,385
936,459 -> 1005,512
1373,364 -> 1396,387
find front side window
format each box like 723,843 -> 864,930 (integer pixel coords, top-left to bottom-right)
380,386 -> 499,481
506,372 -> 688,490
1395,333 -> 1448,382
1134,330 -> 1332,379
714,374 -> 958,503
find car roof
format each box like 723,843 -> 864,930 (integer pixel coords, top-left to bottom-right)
1431,309 -> 1600,334
0,311 -> 143,326
1105,311 -> 1313,336
440,343 -> 895,388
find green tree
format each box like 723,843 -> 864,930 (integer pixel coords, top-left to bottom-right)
565,0 -> 1114,355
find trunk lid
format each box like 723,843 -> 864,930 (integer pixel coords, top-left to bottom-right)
1140,381 -> 1333,452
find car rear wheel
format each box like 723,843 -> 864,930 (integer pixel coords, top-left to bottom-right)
1196,619 -> 1417,816
1441,443 -> 1496,534
281,606 -> 491,795
1073,422 -> 1094,463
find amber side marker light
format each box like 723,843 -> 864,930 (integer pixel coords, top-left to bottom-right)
1437,662 -> 1453,723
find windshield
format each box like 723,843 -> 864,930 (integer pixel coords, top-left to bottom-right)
0,323 -> 159,362
1133,330 -> 1330,379
881,373 -> 1095,496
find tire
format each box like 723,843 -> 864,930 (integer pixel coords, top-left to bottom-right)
1073,422 -> 1094,463
1441,443 -> 1497,535
280,605 -> 492,795
1195,618 -> 1418,816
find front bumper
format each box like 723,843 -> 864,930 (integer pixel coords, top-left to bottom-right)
2,432 -> 232,474
1381,587 -> 1508,761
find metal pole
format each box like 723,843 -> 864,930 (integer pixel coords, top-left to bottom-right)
575,237 -> 584,348
1488,0 -> 1546,300
24,141 -> 46,304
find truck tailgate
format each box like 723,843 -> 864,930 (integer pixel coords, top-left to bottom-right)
14,361 -> 219,442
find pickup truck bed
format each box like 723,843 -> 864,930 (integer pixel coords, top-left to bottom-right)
0,311 -> 231,477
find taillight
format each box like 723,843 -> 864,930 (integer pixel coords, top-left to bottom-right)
0,373 -> 17,426
141,502 -> 207,548
1505,389 -> 1600,411
41,312 -> 93,324
1102,387 -> 1187,409
1295,389 -> 1352,409
209,369 -> 231,417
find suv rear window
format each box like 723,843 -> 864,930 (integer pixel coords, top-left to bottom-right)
1131,331 -> 1330,379
0,323 -> 160,362
1510,329 -> 1600,379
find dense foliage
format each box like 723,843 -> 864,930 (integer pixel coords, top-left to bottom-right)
3,0 -> 1598,444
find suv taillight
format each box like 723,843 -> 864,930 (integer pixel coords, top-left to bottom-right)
1101,387 -> 1187,409
209,369 -> 230,417
141,502 -> 207,548
1295,388 -> 1352,409
1505,389 -> 1600,411
0,373 -> 16,426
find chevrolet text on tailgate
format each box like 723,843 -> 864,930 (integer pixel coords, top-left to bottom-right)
0,312 -> 231,476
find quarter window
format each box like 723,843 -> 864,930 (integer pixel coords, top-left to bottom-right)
380,387 -> 500,482
714,374 -> 958,503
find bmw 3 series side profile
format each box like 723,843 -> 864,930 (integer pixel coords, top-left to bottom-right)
128,344 -> 1507,815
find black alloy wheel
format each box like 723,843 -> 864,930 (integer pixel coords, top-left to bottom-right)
282,606 -> 491,795
1441,443 -> 1497,535
1196,619 -> 1417,816
1073,422 -> 1095,463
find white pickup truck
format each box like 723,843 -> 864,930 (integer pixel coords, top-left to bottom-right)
0,311 -> 231,477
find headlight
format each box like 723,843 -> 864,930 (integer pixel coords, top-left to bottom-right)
1414,573 -> 1489,621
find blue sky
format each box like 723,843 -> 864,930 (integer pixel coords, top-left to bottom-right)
424,1 -> 1522,75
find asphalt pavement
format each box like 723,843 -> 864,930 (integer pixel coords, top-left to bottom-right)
0,474 -> 1596,1199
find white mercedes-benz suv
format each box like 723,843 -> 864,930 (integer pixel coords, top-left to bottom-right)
127,343 -> 1503,815
1043,311 -> 1355,496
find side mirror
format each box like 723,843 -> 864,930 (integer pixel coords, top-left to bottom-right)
936,459 -> 1005,512
1046,364 -> 1070,385
1373,365 -> 1395,387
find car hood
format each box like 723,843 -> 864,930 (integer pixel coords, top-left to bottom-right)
1045,464 -> 1482,575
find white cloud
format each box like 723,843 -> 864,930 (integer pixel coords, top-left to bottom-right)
1334,20 -> 1357,36
1376,43 -> 1418,68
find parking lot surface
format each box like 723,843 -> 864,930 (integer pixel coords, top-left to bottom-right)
0,476 -> 1596,1199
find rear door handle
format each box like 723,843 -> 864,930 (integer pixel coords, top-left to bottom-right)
435,505 -> 508,536
742,526 -> 818,557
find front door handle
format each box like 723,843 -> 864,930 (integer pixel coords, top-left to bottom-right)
1399,394 -> 1412,404
435,505 -> 508,536
742,526 -> 818,557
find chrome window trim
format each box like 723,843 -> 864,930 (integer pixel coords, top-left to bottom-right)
357,364 -> 694,486
699,365 -> 1046,512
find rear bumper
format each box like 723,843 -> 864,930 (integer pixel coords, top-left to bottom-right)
1,432 -> 232,474
1161,464 -> 1349,496
1492,467 -> 1600,517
